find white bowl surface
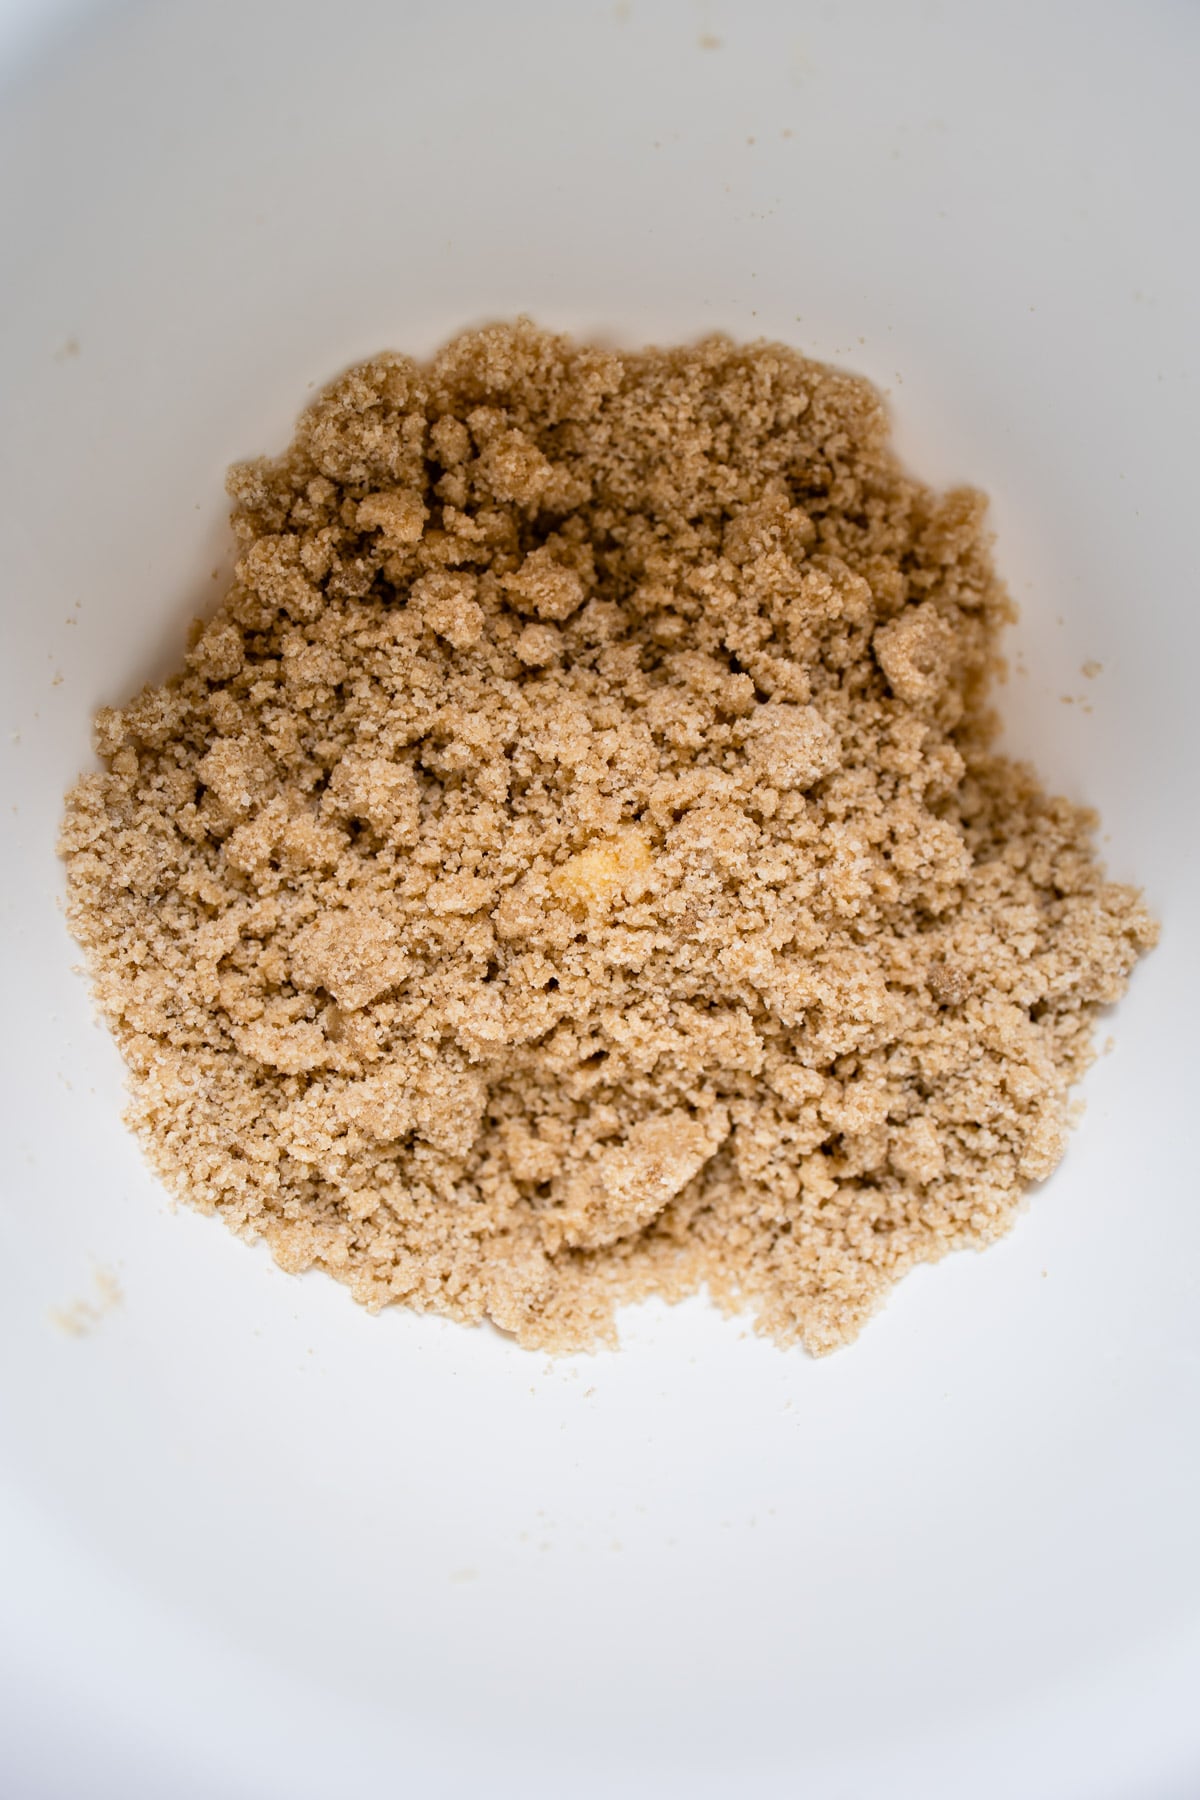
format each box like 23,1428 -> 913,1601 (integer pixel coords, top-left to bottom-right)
1,4 -> 1198,1797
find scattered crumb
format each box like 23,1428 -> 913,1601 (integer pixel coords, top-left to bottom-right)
1082,659 -> 1102,679
54,337 -> 80,363
51,1265 -> 122,1336
60,320 -> 1157,1357
51,672 -> 63,688
698,32 -> 721,49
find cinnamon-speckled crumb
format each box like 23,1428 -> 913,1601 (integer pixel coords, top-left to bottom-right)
60,321 -> 1156,1354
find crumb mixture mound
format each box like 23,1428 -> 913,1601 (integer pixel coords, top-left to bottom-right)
60,322 -> 1157,1353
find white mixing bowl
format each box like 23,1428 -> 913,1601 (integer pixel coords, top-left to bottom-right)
2,4 -> 1197,1796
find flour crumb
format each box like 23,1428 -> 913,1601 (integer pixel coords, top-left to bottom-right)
60,321 -> 1157,1356
52,1265 -> 123,1336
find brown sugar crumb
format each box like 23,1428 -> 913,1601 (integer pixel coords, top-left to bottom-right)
51,1266 -> 123,1337
59,321 -> 1158,1355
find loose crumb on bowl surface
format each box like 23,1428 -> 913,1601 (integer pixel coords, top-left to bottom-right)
59,320 -> 1157,1353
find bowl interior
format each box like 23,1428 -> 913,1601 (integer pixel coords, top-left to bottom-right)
1,5 -> 1198,1797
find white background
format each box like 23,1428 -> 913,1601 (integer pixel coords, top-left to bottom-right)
1,4 -> 1197,1796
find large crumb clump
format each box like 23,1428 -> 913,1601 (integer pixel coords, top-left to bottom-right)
60,321 -> 1157,1353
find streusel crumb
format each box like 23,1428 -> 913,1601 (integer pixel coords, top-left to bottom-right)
60,321 -> 1157,1352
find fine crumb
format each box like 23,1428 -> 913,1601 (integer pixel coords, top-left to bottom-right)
1082,659 -> 1103,679
59,320 -> 1157,1356
52,1265 -> 123,1336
